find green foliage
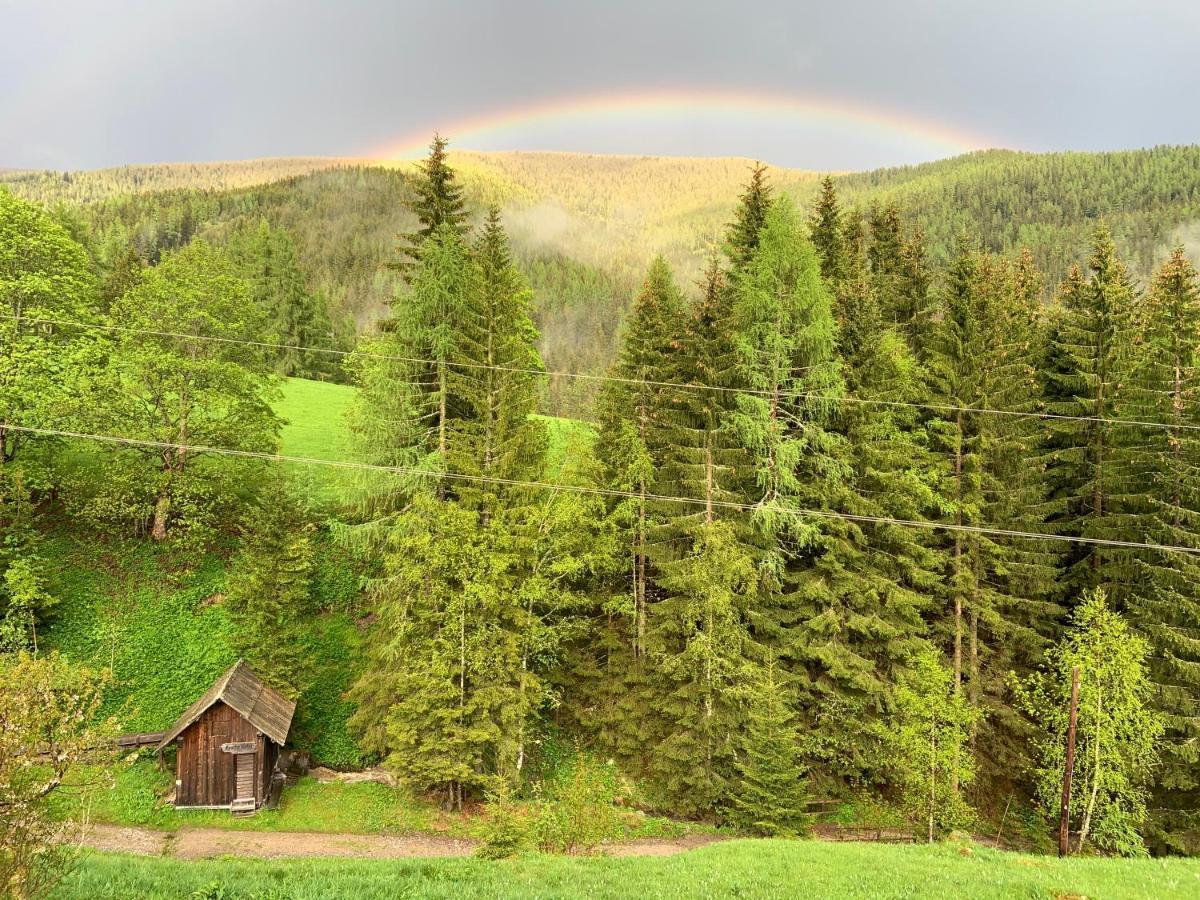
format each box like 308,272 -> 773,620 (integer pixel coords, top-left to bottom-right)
881,650 -> 978,842
477,787 -> 535,859
395,135 -> 471,277
531,755 -> 623,854
0,187 -> 97,468
729,660 -> 808,837
1022,590 -> 1163,856
649,523 -> 757,815
1040,226 -> 1142,603
0,558 -> 56,653
224,479 -> 316,697
225,218 -> 336,379
1124,249 -> 1200,853
924,237 -> 1060,775
76,239 -> 281,541
0,652 -> 117,900
835,146 -> 1200,287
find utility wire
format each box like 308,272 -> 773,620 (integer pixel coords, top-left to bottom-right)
8,312 -> 1200,433
8,422 -> 1200,557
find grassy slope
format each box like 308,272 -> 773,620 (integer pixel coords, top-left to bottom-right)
41,379 -> 363,770
275,377 -> 358,503
40,378 -> 592,769
57,840 -> 1200,899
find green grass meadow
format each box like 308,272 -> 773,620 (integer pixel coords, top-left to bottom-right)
56,839 -> 1200,900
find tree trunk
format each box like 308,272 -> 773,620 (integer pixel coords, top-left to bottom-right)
953,414 -> 964,697
437,360 -> 448,501
1077,682 -> 1103,851
929,721 -> 937,843
151,487 -> 171,541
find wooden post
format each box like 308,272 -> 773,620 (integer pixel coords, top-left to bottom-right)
1058,665 -> 1081,857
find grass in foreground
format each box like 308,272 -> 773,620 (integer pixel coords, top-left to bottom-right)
56,839 -> 1200,900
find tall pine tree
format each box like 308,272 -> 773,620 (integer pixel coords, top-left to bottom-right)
395,134 -> 470,277
1040,225 -> 1141,605
1124,248 -> 1200,854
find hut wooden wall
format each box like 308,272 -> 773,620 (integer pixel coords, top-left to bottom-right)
175,701 -> 265,808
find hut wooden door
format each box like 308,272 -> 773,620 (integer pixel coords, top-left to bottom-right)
235,752 -> 254,804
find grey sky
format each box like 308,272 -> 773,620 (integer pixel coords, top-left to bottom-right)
2,0 -> 1197,171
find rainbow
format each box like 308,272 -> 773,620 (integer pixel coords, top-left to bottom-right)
367,88 -> 999,162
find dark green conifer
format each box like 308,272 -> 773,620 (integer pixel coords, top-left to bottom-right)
924,239 -> 1060,779
225,480 -> 314,697
98,245 -> 145,312
1125,249 -> 1200,853
730,659 -> 809,836
794,222 -> 938,784
725,163 -> 774,272
450,207 -> 547,517
227,219 -> 335,379
395,134 -> 470,277
1040,225 -> 1141,605
594,256 -> 686,659
809,175 -> 847,285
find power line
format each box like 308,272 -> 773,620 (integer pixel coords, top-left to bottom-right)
8,422 -> 1200,557
9,312 -> 1200,434
2,313 -> 818,392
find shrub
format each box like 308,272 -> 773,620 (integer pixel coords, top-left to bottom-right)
532,755 -> 622,854
477,788 -> 534,859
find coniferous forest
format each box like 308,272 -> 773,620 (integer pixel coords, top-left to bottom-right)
5,135 -> 1200,897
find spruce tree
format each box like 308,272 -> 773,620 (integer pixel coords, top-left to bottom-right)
594,257 -> 686,660
801,227 -> 941,784
809,175 -> 847,285
867,203 -> 931,355
1040,225 -> 1141,605
226,219 -> 335,379
1124,248 -> 1200,853
649,523 -> 757,814
729,659 -> 809,836
924,240 -> 1060,780
395,134 -> 470,277
350,205 -> 599,807
450,207 -> 547,518
224,480 -> 314,697
725,163 -> 773,272
726,196 -> 849,660
348,222 -> 478,517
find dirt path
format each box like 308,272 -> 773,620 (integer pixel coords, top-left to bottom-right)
80,824 -> 724,860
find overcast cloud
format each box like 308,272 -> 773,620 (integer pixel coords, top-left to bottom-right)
1,0 -> 1197,170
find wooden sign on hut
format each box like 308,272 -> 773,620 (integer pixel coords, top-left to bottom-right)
155,660 -> 295,814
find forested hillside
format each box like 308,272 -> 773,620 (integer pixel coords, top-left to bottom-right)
5,146 -> 1198,415
835,146 -> 1200,283
5,139 -> 1200,896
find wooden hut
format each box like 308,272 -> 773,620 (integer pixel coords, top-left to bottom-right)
155,660 -> 295,814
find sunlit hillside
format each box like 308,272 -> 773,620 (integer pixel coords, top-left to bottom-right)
450,151 -> 822,278
0,157 -> 357,204
1,150 -> 821,280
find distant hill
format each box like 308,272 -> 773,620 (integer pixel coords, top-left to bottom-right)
834,146 -> 1200,284
0,151 -> 821,281
0,157 -> 361,202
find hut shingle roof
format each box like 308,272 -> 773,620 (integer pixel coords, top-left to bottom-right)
155,660 -> 295,752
